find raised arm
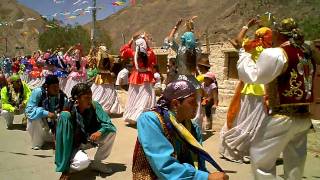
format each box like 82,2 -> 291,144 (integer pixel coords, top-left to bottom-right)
168,19 -> 183,40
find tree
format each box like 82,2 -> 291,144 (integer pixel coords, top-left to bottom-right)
38,20 -> 91,54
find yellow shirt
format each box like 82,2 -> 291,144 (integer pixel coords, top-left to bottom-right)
196,74 -> 205,83
241,83 -> 265,96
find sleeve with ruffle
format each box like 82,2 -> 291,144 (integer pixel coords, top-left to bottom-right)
120,43 -> 134,59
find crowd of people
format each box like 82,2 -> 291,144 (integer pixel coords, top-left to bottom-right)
0,14 -> 319,180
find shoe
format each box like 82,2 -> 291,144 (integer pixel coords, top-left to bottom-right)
90,161 -> 112,174
32,146 -> 40,150
243,156 -> 251,164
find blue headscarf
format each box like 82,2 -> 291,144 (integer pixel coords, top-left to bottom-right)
180,32 -> 196,49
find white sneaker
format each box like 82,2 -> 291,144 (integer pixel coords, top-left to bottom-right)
90,161 -> 112,174
32,146 -> 40,150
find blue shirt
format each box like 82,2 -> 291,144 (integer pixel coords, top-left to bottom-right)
25,87 -> 68,121
137,111 -> 209,180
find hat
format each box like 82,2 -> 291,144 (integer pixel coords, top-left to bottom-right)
197,53 -> 211,67
162,80 -> 196,101
203,72 -> 216,80
275,18 -> 298,37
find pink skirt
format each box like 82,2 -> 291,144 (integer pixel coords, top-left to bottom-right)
91,83 -> 123,115
123,83 -> 156,122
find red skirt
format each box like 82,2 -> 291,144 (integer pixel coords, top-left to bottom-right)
129,70 -> 154,85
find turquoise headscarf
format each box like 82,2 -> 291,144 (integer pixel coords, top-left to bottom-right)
181,32 -> 196,49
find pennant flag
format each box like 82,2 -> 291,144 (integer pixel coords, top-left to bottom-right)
68,16 -> 77,19
85,6 -> 95,10
54,0 -> 64,3
130,0 -> 136,5
26,17 -> 36,21
73,8 -> 83,13
16,18 -> 24,22
73,0 -> 81,5
112,0 -> 126,6
45,24 -> 54,28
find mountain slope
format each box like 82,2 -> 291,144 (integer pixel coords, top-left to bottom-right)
0,0 -> 46,56
88,0 -> 320,52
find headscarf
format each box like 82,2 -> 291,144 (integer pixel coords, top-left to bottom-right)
135,37 -> 148,54
156,80 -> 196,113
243,27 -> 273,53
181,32 -> 196,49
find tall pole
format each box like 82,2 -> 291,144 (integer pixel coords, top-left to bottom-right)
5,38 -> 7,53
91,0 -> 97,48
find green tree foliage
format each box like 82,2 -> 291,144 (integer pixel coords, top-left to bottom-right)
300,16 -> 320,41
39,20 -> 90,53
38,20 -> 113,54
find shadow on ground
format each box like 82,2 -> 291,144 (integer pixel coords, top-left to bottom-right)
70,163 -> 127,180
8,124 -> 26,131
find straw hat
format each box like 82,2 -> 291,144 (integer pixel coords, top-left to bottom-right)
197,53 -> 210,67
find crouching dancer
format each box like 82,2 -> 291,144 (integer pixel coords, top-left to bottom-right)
25,75 -> 68,150
132,80 -> 228,180
56,83 -> 116,180
1,74 -> 31,129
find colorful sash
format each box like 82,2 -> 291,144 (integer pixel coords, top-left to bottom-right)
162,110 -> 224,172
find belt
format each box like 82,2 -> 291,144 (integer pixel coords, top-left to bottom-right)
271,105 -> 310,116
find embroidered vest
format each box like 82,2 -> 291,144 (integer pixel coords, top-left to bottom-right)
132,112 -> 174,180
266,45 -> 315,107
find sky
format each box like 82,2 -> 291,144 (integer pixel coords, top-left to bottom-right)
17,0 -> 127,25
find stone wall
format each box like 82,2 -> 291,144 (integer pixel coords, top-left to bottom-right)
153,41 -> 238,130
200,42 -> 238,130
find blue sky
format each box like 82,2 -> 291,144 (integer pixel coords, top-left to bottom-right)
17,0 -> 126,25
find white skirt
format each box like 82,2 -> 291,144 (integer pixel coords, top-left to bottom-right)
61,76 -> 86,98
123,83 -> 156,122
20,73 -> 30,83
27,77 -> 45,90
219,94 -> 267,163
91,83 -> 123,115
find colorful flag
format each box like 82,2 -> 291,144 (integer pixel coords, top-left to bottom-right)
112,0 -> 126,6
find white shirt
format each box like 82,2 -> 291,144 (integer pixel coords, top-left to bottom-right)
154,72 -> 161,88
237,48 -> 288,84
115,68 -> 129,86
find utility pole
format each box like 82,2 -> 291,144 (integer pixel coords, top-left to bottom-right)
5,37 -> 7,53
91,0 -> 97,48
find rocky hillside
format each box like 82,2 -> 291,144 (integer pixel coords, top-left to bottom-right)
88,0 -> 320,52
0,0 -> 46,56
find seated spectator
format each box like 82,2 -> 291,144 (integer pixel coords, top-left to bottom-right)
1,74 -> 31,129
